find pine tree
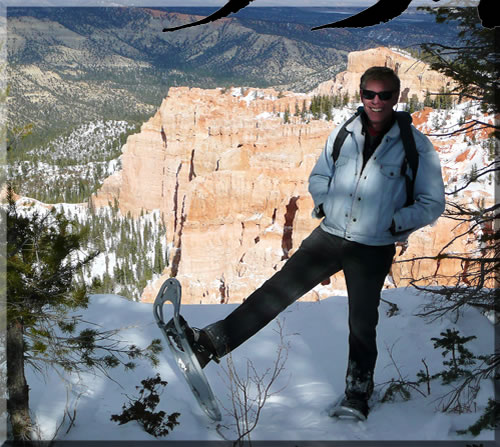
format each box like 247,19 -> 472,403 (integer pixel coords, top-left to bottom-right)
300,99 -> 307,120
406,94 -> 421,114
342,92 -> 350,106
419,6 -> 498,115
393,8 -> 500,435
430,329 -> 477,384
6,185 -> 96,439
283,106 -> 290,124
154,239 -> 165,273
423,89 -> 433,108
5,185 -> 162,440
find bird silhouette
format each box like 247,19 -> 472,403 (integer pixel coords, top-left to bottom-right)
476,0 -> 497,29
163,0 -> 255,32
161,0 -> 497,32
311,0 -> 413,29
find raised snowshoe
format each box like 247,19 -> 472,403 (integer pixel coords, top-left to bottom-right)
153,278 -> 221,421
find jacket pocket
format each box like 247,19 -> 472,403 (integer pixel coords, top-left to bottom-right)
376,164 -> 405,233
379,164 -> 400,179
324,155 -> 355,224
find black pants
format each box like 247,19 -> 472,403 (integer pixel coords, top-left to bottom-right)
203,225 -> 396,398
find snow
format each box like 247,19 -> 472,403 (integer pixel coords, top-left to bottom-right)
26,287 -> 495,443
255,111 -> 274,120
232,87 -> 277,105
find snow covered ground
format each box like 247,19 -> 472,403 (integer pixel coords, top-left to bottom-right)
27,287 -> 495,444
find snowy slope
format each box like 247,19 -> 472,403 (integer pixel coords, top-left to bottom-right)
12,99 -> 497,444
27,287 -> 494,443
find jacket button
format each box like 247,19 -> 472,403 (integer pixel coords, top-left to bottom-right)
358,197 -> 361,201
353,218 -> 357,222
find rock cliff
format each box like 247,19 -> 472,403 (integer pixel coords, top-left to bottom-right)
93,86 -> 336,303
312,46 -> 455,102
92,47 -> 494,304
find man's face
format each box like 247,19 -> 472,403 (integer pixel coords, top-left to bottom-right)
360,79 -> 399,128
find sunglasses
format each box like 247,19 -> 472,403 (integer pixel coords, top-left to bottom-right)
361,89 -> 395,101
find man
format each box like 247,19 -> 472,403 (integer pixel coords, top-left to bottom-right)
171,66 -> 446,419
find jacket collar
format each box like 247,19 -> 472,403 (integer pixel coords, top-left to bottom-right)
346,109 -> 400,140
385,118 -> 402,140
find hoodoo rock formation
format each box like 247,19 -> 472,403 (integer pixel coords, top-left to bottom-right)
93,86 -> 335,303
312,46 -> 456,103
92,47 -> 494,304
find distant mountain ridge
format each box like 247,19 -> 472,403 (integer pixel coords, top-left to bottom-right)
7,7 -> 460,144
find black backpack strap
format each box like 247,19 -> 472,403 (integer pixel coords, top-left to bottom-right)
332,106 -> 363,163
332,108 -> 419,208
395,111 -> 419,207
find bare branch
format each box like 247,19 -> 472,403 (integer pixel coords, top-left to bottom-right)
425,119 -> 499,138
217,319 -> 291,445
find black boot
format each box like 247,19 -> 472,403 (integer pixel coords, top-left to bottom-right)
165,315 -> 220,368
339,394 -> 369,420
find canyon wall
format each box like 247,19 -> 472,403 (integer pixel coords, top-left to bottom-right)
92,47 -> 494,304
93,86 -> 336,303
312,46 -> 455,102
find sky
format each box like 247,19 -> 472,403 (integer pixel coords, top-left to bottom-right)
1,0 -> 481,7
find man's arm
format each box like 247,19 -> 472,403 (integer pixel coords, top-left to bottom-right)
308,130 -> 339,218
392,131 -> 446,234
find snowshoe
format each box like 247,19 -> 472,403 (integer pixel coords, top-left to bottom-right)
163,314 -> 219,369
329,395 -> 369,422
153,278 -> 222,421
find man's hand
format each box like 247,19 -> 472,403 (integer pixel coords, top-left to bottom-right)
396,241 -> 409,256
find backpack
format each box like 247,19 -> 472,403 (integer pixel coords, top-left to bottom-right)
332,106 -> 419,207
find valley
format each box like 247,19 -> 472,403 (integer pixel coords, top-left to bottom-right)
7,6 -> 459,147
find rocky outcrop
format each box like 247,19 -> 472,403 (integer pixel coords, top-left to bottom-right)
312,47 -> 455,102
92,48 -> 494,304
93,86 -> 336,303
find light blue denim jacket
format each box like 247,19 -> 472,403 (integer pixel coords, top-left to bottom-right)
308,113 -> 445,246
